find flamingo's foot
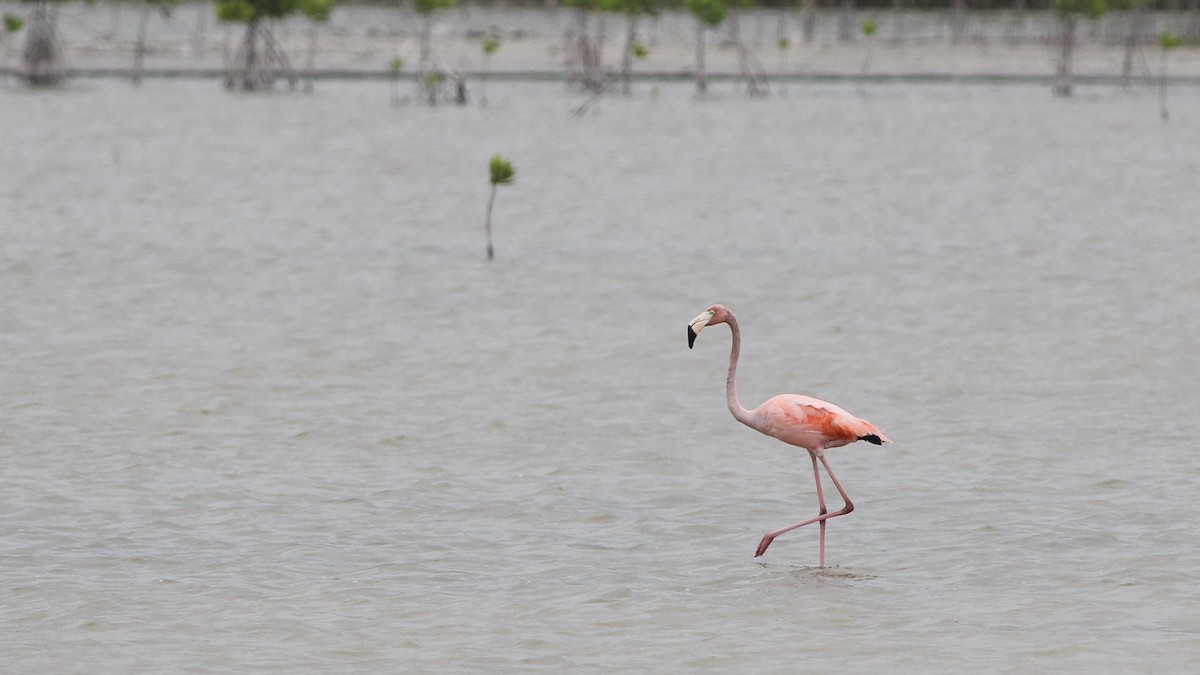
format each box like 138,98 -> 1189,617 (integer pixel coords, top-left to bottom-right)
755,534 -> 775,557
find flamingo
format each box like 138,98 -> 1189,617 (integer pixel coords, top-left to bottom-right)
688,304 -> 890,565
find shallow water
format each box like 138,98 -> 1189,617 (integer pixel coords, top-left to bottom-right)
3,80 -> 1199,672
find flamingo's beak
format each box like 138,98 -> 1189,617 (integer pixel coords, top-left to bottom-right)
687,310 -> 714,349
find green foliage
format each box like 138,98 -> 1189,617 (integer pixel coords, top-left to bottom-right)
777,37 -> 790,50
1052,0 -> 1107,19
686,0 -> 726,28
216,0 -> 300,22
633,42 -> 649,58
300,0 -> 334,23
861,17 -> 877,37
390,56 -> 404,72
615,0 -> 660,15
3,13 -> 24,33
489,155 -> 515,186
414,0 -> 455,15
251,0 -> 301,19
216,0 -> 253,22
483,37 -> 500,55
1160,31 -> 1182,50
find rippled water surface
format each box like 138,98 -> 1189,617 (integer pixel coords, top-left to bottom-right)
3,80 -> 1199,671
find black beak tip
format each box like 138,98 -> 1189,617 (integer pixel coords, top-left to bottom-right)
687,325 -> 697,349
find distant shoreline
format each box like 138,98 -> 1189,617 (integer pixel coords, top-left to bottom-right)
4,67 -> 1199,86
2,4 -> 1197,85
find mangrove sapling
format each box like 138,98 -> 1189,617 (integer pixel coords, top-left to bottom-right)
1159,31 -> 1181,121
217,0 -> 301,91
838,0 -> 855,42
1006,0 -> 1029,43
484,155 -> 515,261
594,0 -> 611,83
617,0 -> 659,96
564,0 -> 605,92
686,0 -> 726,96
571,0 -> 653,115
454,72 -> 468,105
390,56 -> 404,106
480,36 -> 499,107
2,13 -> 23,84
859,17 -> 876,96
192,0 -> 208,57
423,72 -> 443,105
414,0 -> 456,105
133,0 -> 179,86
777,36 -> 789,95
1120,0 -> 1151,87
299,0 -> 334,92
726,0 -> 767,96
1052,0 -> 1108,97
619,8 -> 638,96
801,0 -> 816,43
21,0 -> 65,87
776,3 -> 797,95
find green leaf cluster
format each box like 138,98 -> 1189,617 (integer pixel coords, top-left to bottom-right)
686,0 -> 726,28
1160,31 -> 1182,50
861,17 -> 876,36
633,41 -> 648,58
414,0 -> 455,16
1052,0 -> 1107,19
489,155 -> 515,186
216,0 -> 300,22
4,13 -> 24,33
390,56 -> 404,71
483,37 -> 500,55
300,0 -> 334,23
615,0 -> 660,15
564,0 -> 656,12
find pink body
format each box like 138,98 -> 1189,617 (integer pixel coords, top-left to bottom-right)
750,394 -> 888,453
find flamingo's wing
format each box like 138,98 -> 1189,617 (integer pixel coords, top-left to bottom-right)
756,395 -> 889,449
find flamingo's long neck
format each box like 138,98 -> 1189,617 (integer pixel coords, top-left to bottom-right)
725,314 -> 756,428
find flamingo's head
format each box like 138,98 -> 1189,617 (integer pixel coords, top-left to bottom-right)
687,304 -> 730,349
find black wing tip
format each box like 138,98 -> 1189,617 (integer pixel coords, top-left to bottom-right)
687,325 -> 697,349
859,434 -> 884,445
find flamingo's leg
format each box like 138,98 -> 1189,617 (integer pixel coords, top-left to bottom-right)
811,451 -> 829,567
755,451 -> 854,562
817,453 -> 854,515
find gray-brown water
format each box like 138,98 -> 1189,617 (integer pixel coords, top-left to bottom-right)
3,80 -> 1198,671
